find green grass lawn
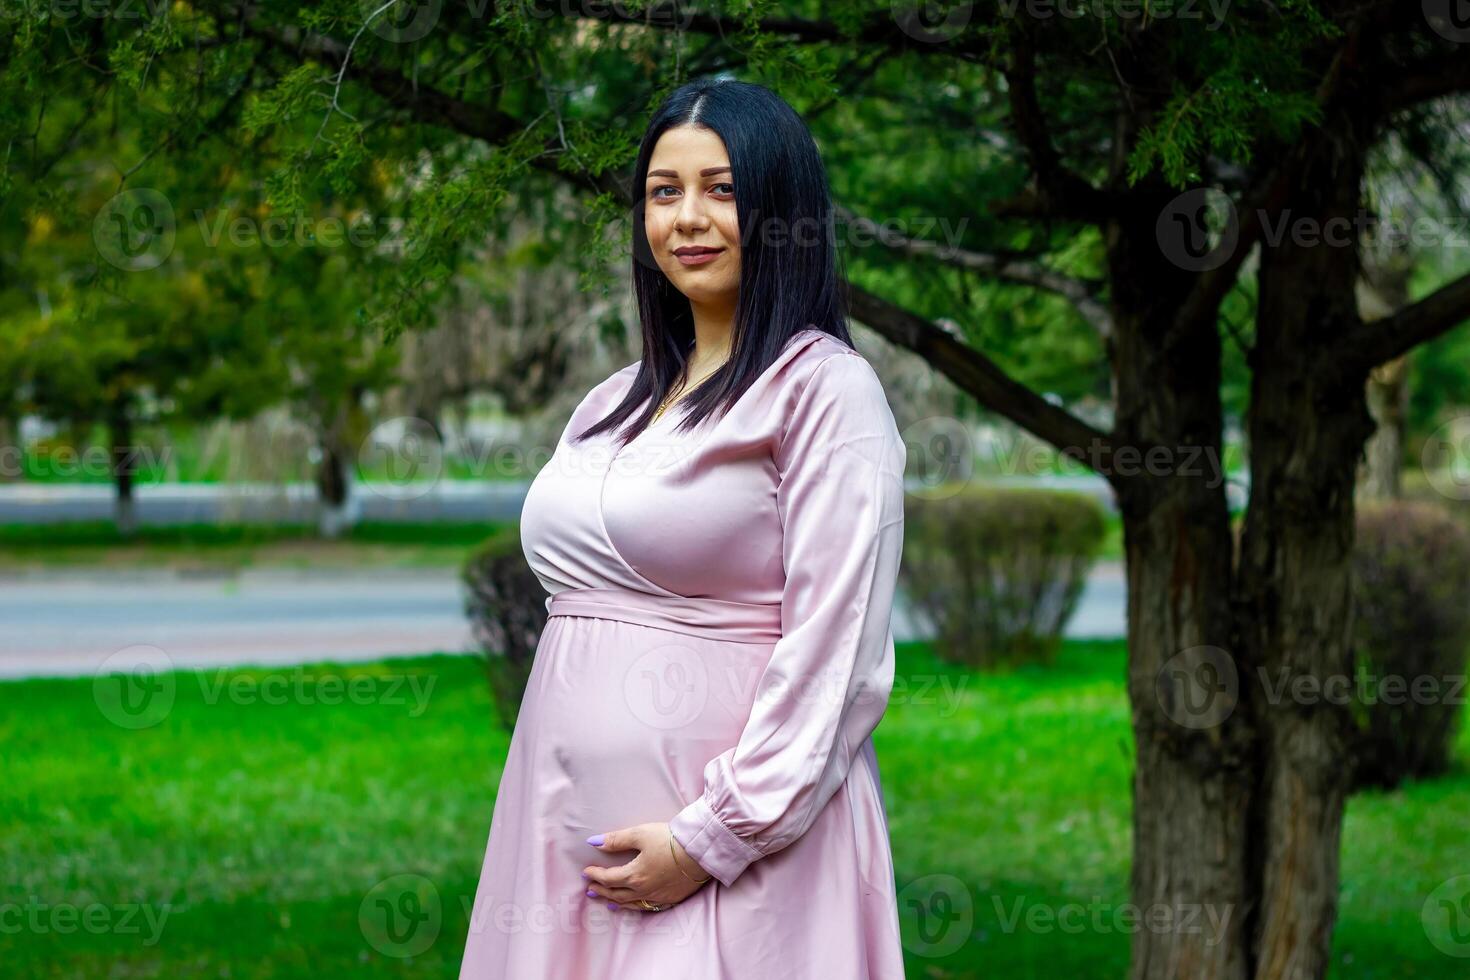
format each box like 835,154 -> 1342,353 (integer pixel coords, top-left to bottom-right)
0,521 -> 510,572
1,641 -> 1464,978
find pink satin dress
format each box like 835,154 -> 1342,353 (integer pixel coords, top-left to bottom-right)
457,328 -> 908,978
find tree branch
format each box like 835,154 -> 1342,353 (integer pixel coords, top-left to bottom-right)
1001,29 -> 1113,225
1337,270 -> 1470,375
1376,51 -> 1470,114
545,0 -> 1001,62
1166,25 -> 1365,354
845,283 -> 1128,487
223,3 -> 626,199
835,205 -> 1113,338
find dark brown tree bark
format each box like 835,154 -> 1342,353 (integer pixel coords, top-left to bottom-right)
1106,184 -> 1256,980
1235,105 -> 1378,980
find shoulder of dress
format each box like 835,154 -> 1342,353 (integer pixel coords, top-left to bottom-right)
778,331 -> 861,383
774,338 -> 897,460
559,360 -> 641,444
579,360 -> 640,405
788,336 -> 884,397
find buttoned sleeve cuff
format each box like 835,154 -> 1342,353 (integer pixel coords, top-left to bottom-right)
668,793 -> 764,888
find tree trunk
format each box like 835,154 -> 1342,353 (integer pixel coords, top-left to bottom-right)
315,434 -> 354,539
0,416 -> 19,482
1107,186 -> 1256,980
1361,354 -> 1407,500
1355,255 -> 1413,500
314,396 -> 368,539
1235,108 -> 1377,980
108,403 -> 138,537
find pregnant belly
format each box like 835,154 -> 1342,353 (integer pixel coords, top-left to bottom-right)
515,616 -> 767,840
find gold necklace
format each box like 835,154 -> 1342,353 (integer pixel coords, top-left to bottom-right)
653,358 -> 725,422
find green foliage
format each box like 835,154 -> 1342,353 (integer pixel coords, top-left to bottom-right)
1128,74 -> 1323,188
461,529 -> 547,732
901,486 -> 1108,668
1121,1 -> 1340,188
107,15 -> 185,92
1349,500 -> 1470,792
242,63 -> 323,137
0,0 -> 1465,493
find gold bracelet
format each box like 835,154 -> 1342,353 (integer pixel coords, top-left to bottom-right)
668,827 -> 712,883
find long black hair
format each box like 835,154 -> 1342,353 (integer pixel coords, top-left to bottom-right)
575,77 -> 853,449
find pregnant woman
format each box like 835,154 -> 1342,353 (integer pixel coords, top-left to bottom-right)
458,77 -> 908,978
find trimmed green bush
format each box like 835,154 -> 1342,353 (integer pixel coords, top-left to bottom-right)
901,485 -> 1107,668
461,526 -> 548,731
1349,499 -> 1470,791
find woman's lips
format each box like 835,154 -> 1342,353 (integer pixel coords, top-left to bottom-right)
674,248 -> 724,267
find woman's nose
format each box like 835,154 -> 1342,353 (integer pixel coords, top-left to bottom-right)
674,191 -> 709,231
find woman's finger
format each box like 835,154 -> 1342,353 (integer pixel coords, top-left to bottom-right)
584,882 -> 640,903
583,862 -> 637,891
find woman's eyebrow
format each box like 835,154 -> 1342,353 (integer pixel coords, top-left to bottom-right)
647,166 -> 732,179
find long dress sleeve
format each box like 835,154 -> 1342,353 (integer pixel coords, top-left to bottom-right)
667,351 -> 907,887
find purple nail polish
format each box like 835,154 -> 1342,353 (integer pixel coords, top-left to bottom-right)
607,902 -> 618,910
580,871 -> 589,879
586,834 -> 604,846
586,889 -> 596,898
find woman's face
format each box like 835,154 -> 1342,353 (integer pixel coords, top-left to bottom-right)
643,125 -> 741,306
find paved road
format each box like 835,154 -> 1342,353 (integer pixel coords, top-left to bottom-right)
0,562 -> 1127,679
0,473 -> 1260,525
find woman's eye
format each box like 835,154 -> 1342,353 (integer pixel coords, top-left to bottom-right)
650,183 -> 734,200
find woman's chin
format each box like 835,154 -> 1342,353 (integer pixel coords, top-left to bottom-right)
670,280 -> 736,303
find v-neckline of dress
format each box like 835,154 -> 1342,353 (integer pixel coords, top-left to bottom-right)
618,327 -> 829,453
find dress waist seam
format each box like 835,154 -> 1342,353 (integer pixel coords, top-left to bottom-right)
546,587 -> 782,645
